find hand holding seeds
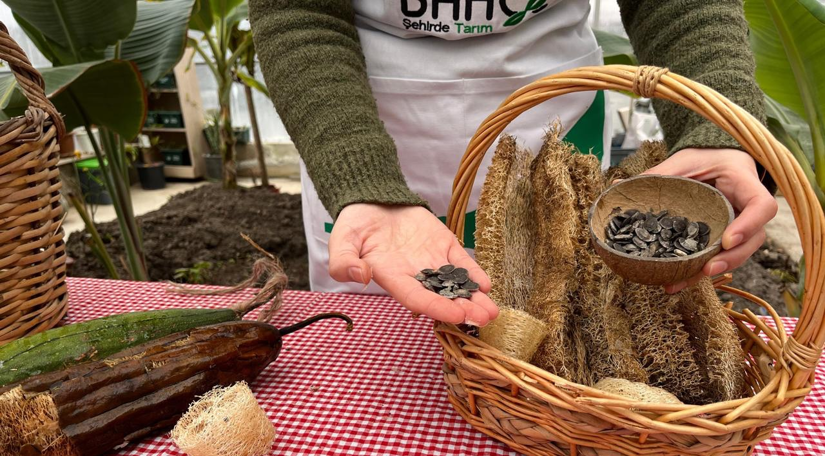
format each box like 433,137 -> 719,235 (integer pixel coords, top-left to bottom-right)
329,204 -> 499,326
642,148 -> 778,293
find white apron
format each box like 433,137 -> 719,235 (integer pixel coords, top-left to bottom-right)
301,0 -> 611,293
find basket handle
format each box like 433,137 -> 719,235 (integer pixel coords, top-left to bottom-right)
0,21 -> 66,139
447,65 -> 825,380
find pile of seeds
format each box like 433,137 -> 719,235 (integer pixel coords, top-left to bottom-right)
604,208 -> 710,258
415,264 -> 480,299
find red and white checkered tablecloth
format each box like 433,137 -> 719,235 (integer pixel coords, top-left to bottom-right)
63,278 -> 825,456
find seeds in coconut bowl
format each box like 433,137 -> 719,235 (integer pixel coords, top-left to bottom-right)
604,208 -> 711,258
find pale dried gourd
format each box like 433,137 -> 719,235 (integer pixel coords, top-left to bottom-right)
594,378 -> 683,404
171,382 -> 276,456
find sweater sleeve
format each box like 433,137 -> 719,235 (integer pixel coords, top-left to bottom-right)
248,0 -> 428,219
617,1 -> 769,155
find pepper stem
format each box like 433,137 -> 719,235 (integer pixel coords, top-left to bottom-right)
279,313 -> 354,336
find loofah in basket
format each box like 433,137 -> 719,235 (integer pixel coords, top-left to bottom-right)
435,65 -> 825,455
0,22 -> 68,345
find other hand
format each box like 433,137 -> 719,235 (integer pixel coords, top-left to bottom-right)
642,148 -> 778,294
328,204 -> 499,325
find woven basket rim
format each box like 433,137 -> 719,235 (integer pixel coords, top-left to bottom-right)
439,65 -> 825,446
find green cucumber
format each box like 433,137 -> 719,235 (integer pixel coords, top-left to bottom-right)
0,308 -> 240,386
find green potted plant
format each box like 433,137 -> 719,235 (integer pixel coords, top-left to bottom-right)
203,110 -> 223,181
135,134 -> 167,190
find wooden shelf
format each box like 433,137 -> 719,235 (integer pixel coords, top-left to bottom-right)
143,127 -> 187,133
143,48 -> 207,180
163,164 -> 198,179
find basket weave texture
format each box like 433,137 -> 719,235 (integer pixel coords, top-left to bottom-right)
436,65 -> 825,455
0,22 -> 68,345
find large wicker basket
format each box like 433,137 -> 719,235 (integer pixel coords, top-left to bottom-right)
0,23 -> 68,345
435,65 -> 825,455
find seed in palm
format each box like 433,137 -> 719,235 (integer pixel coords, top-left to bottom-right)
604,208 -> 711,258
416,264 -> 480,300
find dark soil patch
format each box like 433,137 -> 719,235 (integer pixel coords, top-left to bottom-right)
719,238 -> 798,317
66,184 -> 309,290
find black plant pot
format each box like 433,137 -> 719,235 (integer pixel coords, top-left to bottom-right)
136,162 -> 166,190
204,154 -> 222,182
78,168 -> 112,205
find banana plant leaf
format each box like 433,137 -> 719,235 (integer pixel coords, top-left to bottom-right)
106,0 -> 197,86
745,0 -> 825,123
237,70 -> 269,97
189,0 -> 246,33
0,60 -> 146,139
1,0 -> 136,65
593,29 -> 637,66
765,95 -> 814,165
745,0 -> 825,172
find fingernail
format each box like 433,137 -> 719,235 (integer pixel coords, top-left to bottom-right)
709,261 -> 728,276
728,234 -> 744,248
348,267 -> 364,284
464,318 -> 480,326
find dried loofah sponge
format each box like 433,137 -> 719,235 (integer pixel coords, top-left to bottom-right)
605,140 -> 669,183
502,146 -> 535,312
0,387 -> 76,456
566,153 -> 647,385
479,307 -> 550,362
475,134 -> 518,306
171,382 -> 276,456
623,282 -> 708,404
527,125 -> 580,380
595,378 -> 683,404
476,137 -> 549,362
679,278 -> 746,402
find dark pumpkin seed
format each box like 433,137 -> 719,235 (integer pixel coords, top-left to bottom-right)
635,228 -> 655,242
456,289 -> 472,299
462,280 -> 480,291
438,264 -> 456,274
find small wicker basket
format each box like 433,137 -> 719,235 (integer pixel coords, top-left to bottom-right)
435,65 -> 825,455
0,23 -> 68,345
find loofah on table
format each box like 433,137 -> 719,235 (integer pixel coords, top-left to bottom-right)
171,382 -> 276,456
0,387 -> 75,456
594,377 -> 683,404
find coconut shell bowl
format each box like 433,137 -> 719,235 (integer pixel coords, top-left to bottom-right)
589,174 -> 734,285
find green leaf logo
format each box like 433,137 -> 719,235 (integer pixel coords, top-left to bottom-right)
504,0 -> 548,27
503,10 -> 526,27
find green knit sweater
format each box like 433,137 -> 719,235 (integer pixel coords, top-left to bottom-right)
249,0 -> 767,219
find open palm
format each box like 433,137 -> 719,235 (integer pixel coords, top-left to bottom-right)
329,204 -> 499,325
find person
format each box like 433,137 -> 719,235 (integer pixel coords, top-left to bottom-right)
249,0 -> 778,327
